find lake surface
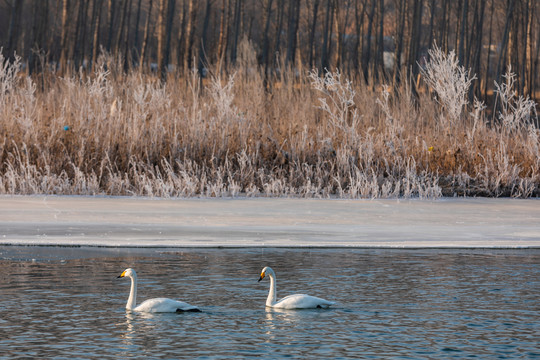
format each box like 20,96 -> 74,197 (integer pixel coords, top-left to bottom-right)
1,246 -> 538,359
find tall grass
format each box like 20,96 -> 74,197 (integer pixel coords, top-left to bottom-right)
0,47 -> 538,198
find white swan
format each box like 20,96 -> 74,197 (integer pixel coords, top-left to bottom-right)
118,268 -> 200,313
258,266 -> 335,309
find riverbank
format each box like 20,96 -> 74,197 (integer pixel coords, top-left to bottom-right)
1,54 -> 539,199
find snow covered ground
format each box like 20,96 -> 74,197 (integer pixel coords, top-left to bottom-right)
0,196 -> 538,248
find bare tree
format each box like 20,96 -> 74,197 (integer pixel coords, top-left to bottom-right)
362,0 -> 376,82
231,0 -> 242,64
375,0 -> 384,80
164,0 -> 176,73
261,0 -> 274,79
321,0 -> 334,71
407,0 -> 423,84
198,0 -> 213,77
59,0 -> 70,72
495,0 -> 516,86
216,0 -> 228,64
29,0 -> 48,73
6,0 -> 24,60
352,0 -> 367,73
1,0 -> 539,100
134,0 -> 143,51
335,0 -> 352,70
393,0 -> 406,86
286,0 -> 301,66
140,0 -> 153,73
106,0 -> 117,52
90,0 -> 104,71
470,0 -> 487,97
307,0 -> 320,69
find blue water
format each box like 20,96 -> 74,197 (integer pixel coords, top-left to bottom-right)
0,247 -> 538,359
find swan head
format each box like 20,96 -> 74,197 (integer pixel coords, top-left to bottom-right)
117,268 -> 137,279
258,266 -> 274,282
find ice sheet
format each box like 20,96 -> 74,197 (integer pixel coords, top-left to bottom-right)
0,196 -> 538,248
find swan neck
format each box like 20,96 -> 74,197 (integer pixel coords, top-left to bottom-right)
266,272 -> 277,306
126,275 -> 137,310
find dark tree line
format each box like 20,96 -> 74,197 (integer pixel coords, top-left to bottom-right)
1,0 -> 539,99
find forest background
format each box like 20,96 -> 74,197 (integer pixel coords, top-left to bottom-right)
0,0 -> 539,198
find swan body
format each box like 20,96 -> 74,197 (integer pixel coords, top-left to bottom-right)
258,266 -> 335,309
118,268 -> 200,313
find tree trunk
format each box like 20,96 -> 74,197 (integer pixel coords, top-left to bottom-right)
274,0 -> 285,63
465,0 -> 478,67
353,0 -> 366,75
525,0 -> 535,96
375,0 -> 384,80
261,0 -> 274,69
483,0 -> 494,99
186,2 -> 199,71
81,0 -> 92,66
59,0 -> 70,73
495,0 -> 516,86
115,0 -> 128,58
521,0 -> 531,95
231,0 -> 242,64
90,0 -> 103,71
408,0 -> 423,81
533,29 -> 540,105
222,0 -> 233,67
140,0 -> 154,73
182,0 -> 193,70
407,0 -> 423,92
321,0 -> 333,71
216,0 -> 228,64
73,0 -> 85,68
122,0 -> 134,70
164,0 -> 176,74
6,0 -> 25,61
308,0 -> 319,68
471,0 -> 486,98
29,0 -> 48,74
157,0 -> 167,79
106,0 -> 117,52
458,0 -> 468,65
439,0 -> 449,52
427,0 -> 435,49
286,0 -> 301,66
362,0 -> 376,82
198,0 -> 212,78
393,0 -> 406,86
508,1 -> 519,89
134,0 -> 143,50
335,0 -> 351,71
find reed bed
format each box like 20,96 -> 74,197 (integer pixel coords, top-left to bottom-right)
0,47 -> 538,198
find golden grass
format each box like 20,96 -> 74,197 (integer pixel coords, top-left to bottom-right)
0,50 -> 538,198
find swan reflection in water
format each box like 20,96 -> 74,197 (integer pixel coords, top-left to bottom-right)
262,307 -> 326,346
116,311 -> 137,354
119,310 -> 169,353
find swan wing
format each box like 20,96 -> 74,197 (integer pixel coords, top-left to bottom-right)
134,298 -> 200,313
273,294 -> 335,309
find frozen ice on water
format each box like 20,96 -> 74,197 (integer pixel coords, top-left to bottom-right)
0,196 -> 538,248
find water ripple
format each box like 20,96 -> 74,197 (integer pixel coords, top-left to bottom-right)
0,248 -> 538,358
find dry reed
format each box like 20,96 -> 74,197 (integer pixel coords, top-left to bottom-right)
0,46 -> 538,198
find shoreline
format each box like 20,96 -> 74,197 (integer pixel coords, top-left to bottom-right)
1,196 -> 539,248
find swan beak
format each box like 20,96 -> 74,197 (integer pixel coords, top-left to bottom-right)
117,270 -> 126,278
258,273 -> 265,282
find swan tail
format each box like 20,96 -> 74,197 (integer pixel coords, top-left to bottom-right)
176,307 -> 202,313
